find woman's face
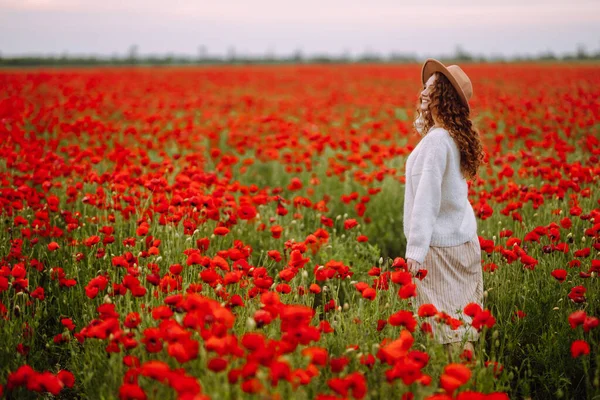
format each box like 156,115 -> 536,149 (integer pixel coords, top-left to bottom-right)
420,74 -> 436,112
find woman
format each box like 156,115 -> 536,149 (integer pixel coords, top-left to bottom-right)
403,58 -> 485,360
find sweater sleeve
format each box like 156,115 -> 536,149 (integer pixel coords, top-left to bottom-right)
405,134 -> 449,264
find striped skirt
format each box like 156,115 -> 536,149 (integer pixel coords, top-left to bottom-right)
413,234 -> 484,344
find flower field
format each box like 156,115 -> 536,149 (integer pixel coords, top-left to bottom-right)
0,63 -> 599,399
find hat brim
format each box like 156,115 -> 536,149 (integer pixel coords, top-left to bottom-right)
421,58 -> 470,113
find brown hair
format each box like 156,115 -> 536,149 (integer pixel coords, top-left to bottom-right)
415,72 -> 485,180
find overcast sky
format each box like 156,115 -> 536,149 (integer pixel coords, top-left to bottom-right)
1,0 -> 599,58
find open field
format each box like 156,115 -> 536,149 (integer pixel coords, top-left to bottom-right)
0,63 -> 599,399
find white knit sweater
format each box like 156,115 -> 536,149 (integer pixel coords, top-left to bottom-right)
403,127 -> 478,264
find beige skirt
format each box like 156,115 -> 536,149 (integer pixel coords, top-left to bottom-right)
413,235 -> 484,344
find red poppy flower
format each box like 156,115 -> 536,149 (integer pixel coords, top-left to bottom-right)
119,383 -> 147,400
560,217 -> 573,229
568,259 -> 582,268
391,257 -> 407,270
388,310 -> 417,332
85,275 -> 109,299
309,283 -> 321,294
302,347 -> 328,366
167,338 -> 198,363
354,282 -> 369,293
141,328 -> 163,353
287,177 -> 303,191
57,370 -> 75,388
270,225 -> 283,239
241,378 -> 263,394
398,283 -> 417,299
36,371 -> 64,395
574,248 -> 590,258
415,269 -> 428,280
237,205 -> 257,220
320,215 -> 333,227
208,357 -> 228,372
472,310 -> 496,331
267,250 -> 282,262
151,305 -> 173,320
520,253 -> 538,268
318,320 -> 334,334
484,361 -> 504,377
418,304 -> 438,318
464,303 -> 483,317
568,285 -> 586,303
362,288 -> 376,300
84,235 -> 101,247
136,223 -> 149,236
420,322 -> 433,335
61,318 -> 75,331
391,270 -> 412,285
583,316 -> 599,332
31,287 -> 45,300
344,219 -> 358,230
214,226 -> 230,236
550,269 -> 567,282
570,340 -> 590,358
440,363 -> 471,394
568,310 -> 586,329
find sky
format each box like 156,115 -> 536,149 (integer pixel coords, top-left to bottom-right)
1,0 -> 599,58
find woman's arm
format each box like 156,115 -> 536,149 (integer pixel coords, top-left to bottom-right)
405,134 -> 449,264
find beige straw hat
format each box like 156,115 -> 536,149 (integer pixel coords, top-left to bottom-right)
421,58 -> 473,113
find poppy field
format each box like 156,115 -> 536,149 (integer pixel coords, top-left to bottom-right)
0,63 -> 599,399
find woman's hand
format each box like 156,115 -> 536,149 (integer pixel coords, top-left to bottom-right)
407,258 -> 422,276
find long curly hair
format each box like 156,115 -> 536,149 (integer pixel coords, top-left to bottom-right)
415,72 -> 485,180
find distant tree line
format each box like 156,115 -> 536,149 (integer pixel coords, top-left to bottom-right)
1,44 -> 599,67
